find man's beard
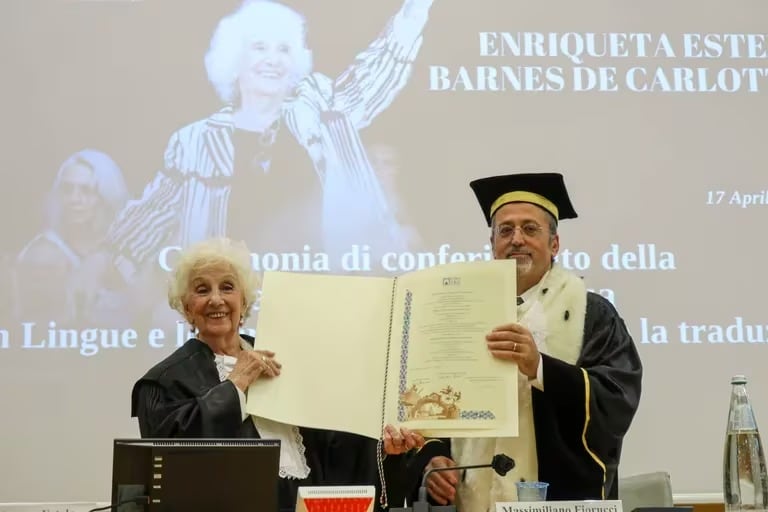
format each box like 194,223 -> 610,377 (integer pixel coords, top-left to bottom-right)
502,249 -> 533,276
514,255 -> 533,276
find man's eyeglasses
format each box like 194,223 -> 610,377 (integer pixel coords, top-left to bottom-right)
494,223 -> 545,239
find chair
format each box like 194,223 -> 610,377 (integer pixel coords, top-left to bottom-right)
619,471 -> 675,512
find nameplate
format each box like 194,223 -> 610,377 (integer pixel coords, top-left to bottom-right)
496,500 -> 623,512
0,504 -> 105,512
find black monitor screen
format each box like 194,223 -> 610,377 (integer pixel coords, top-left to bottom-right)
111,438 -> 280,512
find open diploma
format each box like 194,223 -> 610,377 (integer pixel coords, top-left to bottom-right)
245,260 -> 519,440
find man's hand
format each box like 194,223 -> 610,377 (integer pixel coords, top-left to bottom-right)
486,323 -> 540,378
382,424 -> 425,454
424,456 -> 458,505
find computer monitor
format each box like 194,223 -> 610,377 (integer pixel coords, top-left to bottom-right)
295,486 -> 375,512
111,438 -> 280,512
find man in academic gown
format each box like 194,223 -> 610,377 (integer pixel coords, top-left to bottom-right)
404,173 -> 643,511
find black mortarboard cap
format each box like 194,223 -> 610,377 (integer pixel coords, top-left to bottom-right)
469,172 -> 578,226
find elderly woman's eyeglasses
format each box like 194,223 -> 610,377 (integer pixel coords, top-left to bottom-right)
494,223 -> 545,239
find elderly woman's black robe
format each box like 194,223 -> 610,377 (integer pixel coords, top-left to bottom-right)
131,336 -> 406,512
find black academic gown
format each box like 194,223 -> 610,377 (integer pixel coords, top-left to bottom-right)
131,336 -> 406,512
405,292 -> 643,503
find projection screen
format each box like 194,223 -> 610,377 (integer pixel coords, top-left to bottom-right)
1,0 -> 766,502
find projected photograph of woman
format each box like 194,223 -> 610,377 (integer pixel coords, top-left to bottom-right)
99,0 -> 435,288
14,149 -> 131,327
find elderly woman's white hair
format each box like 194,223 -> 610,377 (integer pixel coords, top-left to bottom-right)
168,238 -> 260,322
205,0 -> 314,104
48,148 -> 129,230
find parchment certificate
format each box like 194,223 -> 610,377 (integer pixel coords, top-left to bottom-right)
246,259 -> 519,440
384,260 -> 519,437
245,272 -> 393,440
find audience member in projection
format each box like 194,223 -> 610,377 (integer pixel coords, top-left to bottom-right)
100,0 -> 435,288
402,173 -> 643,510
14,149 -> 130,326
0,252 -> 12,315
366,142 -> 424,256
131,237 -> 424,511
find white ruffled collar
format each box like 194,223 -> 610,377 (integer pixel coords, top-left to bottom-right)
213,339 -> 310,479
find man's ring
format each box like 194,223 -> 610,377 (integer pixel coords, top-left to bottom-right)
262,355 -> 268,362
513,342 -> 518,352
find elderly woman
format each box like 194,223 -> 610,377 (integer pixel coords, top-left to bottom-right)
15,149 -> 130,325
131,237 -> 423,510
98,0 -> 434,292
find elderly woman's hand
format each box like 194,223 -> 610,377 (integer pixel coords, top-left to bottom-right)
228,350 -> 282,392
382,424 -> 425,455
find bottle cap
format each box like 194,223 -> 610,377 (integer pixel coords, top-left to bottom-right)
731,375 -> 748,384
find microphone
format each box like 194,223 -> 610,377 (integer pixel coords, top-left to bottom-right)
417,453 -> 516,504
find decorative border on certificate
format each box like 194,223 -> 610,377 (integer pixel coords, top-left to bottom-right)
460,410 -> 496,420
397,290 -> 413,422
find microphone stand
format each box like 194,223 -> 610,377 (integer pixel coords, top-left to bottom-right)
390,454 -> 515,512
